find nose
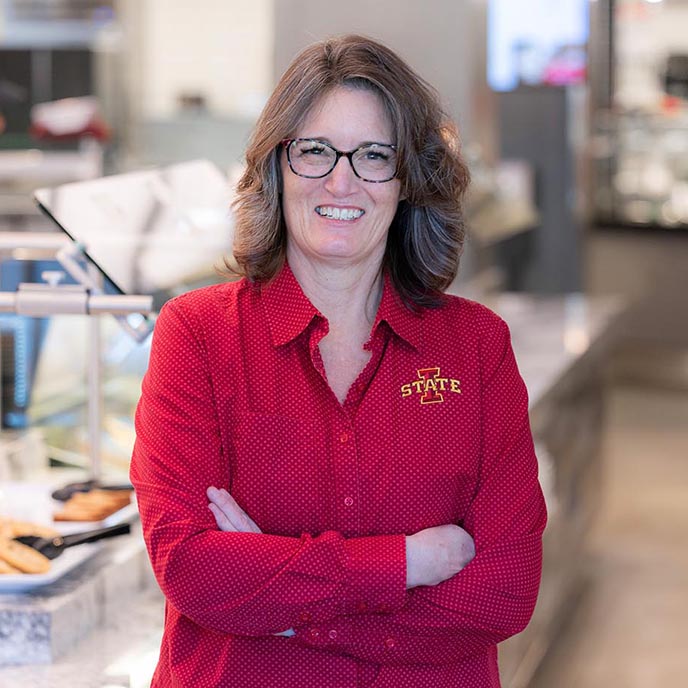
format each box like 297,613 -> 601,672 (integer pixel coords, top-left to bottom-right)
324,154 -> 357,196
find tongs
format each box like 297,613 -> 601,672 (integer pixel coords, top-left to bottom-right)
51,480 -> 133,502
13,523 -> 131,560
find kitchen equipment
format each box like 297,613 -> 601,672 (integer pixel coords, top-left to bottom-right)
13,522 -> 131,560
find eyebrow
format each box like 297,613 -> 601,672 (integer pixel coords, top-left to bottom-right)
300,136 -> 395,149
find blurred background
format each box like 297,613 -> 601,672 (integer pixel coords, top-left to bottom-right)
0,1 -> 686,686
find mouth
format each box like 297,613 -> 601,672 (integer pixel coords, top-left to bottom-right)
315,206 -> 365,221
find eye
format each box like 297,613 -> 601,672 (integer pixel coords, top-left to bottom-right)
363,149 -> 390,161
294,141 -> 329,157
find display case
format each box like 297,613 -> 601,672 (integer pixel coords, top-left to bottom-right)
592,107 -> 688,230
589,0 -> 688,232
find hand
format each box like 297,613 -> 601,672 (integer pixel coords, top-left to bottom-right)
206,486 -> 262,533
207,487 -> 292,636
405,524 -> 475,589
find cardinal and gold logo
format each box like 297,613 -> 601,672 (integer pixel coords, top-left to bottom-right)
400,367 -> 461,404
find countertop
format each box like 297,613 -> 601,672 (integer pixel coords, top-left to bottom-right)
0,586 -> 165,688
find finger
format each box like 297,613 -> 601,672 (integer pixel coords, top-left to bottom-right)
207,487 -> 262,533
208,502 -> 237,532
217,490 -> 262,534
216,489 -> 261,533
207,488 -> 246,531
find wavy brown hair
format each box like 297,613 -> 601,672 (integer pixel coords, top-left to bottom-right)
229,34 -> 470,308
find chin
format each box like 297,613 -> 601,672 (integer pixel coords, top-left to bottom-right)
310,238 -> 360,259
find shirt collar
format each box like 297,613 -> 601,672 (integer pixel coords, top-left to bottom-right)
261,263 -> 423,351
373,271 -> 423,351
261,262 -> 320,347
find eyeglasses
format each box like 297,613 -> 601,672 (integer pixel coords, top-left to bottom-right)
282,138 -> 398,183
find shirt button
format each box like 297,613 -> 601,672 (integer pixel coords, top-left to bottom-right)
339,432 -> 349,443
309,628 -> 320,639
344,496 -> 354,507
299,611 -> 311,623
385,637 -> 396,649
356,601 -> 367,612
328,629 -> 338,640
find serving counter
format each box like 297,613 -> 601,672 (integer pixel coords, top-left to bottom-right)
0,292 -> 623,688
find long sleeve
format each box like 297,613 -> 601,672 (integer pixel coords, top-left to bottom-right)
130,299 -> 407,638
293,317 -> 547,665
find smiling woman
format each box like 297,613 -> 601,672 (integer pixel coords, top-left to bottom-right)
230,35 -> 470,305
130,34 -> 546,688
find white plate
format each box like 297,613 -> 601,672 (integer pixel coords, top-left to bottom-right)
0,480 -> 137,532
0,542 -> 100,593
0,480 -> 138,593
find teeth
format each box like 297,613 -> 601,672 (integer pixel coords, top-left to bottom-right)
316,206 -> 364,220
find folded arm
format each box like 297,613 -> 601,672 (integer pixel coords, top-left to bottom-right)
205,487 -> 476,638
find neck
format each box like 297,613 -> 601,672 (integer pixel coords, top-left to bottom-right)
287,250 -> 384,328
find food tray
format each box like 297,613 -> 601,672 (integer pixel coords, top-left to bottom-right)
0,542 -> 100,593
0,480 -> 137,592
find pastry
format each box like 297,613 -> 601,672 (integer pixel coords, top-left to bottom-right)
0,539 -> 51,574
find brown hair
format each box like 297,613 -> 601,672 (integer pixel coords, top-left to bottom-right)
229,34 -> 470,308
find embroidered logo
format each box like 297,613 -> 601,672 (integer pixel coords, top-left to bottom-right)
400,367 -> 461,404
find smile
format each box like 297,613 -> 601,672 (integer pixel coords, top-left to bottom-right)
315,206 -> 365,221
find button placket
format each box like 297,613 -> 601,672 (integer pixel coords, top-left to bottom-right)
333,416 -> 360,531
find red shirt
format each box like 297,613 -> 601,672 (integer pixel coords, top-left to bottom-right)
131,264 -> 546,688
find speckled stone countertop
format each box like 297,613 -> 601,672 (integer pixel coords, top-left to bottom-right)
0,587 -> 165,688
0,519 -> 157,670
0,293 -> 624,688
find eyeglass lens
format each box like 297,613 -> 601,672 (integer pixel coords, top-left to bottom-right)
288,139 -> 397,182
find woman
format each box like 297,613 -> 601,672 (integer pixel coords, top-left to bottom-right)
131,35 -> 546,688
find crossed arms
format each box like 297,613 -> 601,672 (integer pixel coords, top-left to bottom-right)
130,301 -> 547,666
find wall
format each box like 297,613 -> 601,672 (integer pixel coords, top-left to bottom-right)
136,0 -> 273,119
272,0 -> 497,163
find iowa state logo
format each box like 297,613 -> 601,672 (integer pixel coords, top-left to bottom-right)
400,367 -> 461,404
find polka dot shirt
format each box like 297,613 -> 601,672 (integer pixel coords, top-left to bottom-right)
130,264 -> 547,687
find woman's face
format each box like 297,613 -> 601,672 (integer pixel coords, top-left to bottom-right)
281,86 -> 402,273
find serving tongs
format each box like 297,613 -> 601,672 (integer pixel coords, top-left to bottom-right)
51,480 -> 134,502
13,523 -> 131,560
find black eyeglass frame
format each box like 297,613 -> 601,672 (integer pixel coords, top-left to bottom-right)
281,138 -> 398,183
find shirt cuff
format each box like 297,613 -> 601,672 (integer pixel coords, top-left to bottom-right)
340,534 -> 407,615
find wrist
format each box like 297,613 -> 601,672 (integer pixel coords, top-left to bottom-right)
404,534 -> 418,589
